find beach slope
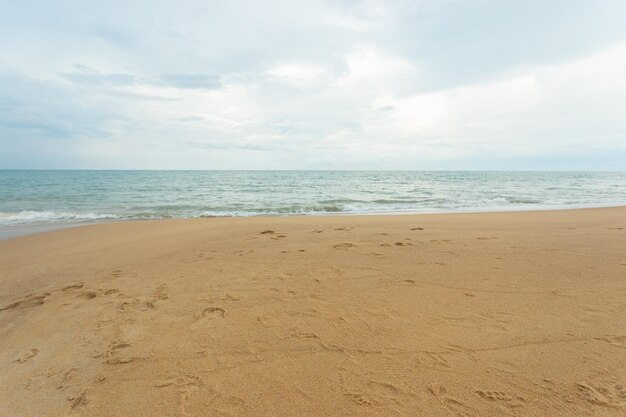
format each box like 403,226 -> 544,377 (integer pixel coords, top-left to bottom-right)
1,207 -> 625,416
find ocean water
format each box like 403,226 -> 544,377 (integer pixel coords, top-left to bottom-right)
1,170 -> 625,234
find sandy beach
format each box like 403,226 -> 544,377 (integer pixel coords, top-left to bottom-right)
1,207 -> 625,416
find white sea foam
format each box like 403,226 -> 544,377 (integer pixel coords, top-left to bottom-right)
0,210 -> 120,225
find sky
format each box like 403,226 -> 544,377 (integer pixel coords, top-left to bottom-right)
1,0 -> 626,170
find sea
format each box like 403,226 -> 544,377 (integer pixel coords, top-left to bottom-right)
1,170 -> 625,238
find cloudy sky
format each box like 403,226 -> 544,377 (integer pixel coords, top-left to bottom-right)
1,0 -> 626,170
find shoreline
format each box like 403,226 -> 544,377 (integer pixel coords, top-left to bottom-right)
2,203 -> 625,241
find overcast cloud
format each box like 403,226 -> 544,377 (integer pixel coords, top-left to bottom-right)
1,0 -> 626,169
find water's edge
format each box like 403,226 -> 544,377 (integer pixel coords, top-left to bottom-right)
2,171 -> 625,239
2,203 -> 624,241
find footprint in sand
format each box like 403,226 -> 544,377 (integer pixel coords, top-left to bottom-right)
345,392 -> 374,406
105,356 -> 138,365
333,243 -> 357,250
577,379 -> 626,408
77,291 -> 98,300
415,351 -> 452,371
410,227 -> 424,231
224,294 -> 239,301
427,383 -> 473,417
77,288 -> 119,299
146,285 -> 168,308
260,230 -> 275,234
191,306 -> 227,330
60,283 -> 85,292
290,328 -> 319,339
201,306 -> 226,318
428,383 -> 446,396
68,390 -> 89,409
0,293 -> 49,312
475,390 -> 525,408
14,348 -> 39,363
366,379 -> 400,397
103,341 -> 140,365
595,335 -> 626,349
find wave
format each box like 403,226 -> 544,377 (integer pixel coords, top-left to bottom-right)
318,198 -> 366,204
199,204 -> 345,217
0,211 -> 121,225
505,197 -> 541,204
370,198 -> 444,204
0,205 -> 348,226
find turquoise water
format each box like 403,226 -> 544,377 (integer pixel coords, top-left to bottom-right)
1,170 -> 625,231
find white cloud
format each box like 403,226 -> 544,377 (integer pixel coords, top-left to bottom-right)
267,63 -> 328,85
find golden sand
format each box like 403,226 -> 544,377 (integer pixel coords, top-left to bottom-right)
1,207 -> 625,416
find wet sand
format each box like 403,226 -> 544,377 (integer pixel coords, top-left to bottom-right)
1,207 -> 625,416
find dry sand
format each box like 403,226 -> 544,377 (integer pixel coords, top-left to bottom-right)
1,207 -> 625,416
